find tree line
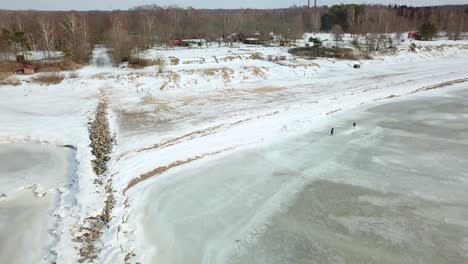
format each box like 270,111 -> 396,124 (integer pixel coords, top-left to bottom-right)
0,4 -> 467,65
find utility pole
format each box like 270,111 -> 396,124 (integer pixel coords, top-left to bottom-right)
307,0 -> 311,33
307,0 -> 318,33
314,0 -> 318,33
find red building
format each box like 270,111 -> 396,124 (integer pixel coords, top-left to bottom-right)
408,32 -> 422,40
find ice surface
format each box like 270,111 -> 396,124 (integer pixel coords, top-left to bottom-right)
0,143 -> 76,264
0,143 -> 76,195
0,190 -> 50,264
133,88 -> 468,264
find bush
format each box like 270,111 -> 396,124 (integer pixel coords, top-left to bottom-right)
37,59 -> 82,72
387,37 -> 394,49
106,28 -> 132,65
250,52 -> 264,60
170,57 -> 180,65
332,24 -> 344,46
352,38 -> 360,50
128,59 -> 153,69
365,34 -> 378,51
309,37 -> 323,47
68,72 -> 79,78
420,22 -> 437,41
0,62 -> 23,73
33,72 -> 65,85
0,74 -> 21,86
0,72 -> 11,81
155,55 -> 166,73
141,94 -> 157,105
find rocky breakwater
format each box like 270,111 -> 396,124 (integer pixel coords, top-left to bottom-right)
77,100 -> 116,263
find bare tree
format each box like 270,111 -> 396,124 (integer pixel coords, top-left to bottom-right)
460,17 -> 465,40
107,13 -> 132,64
61,13 -> 91,63
332,24 -> 344,46
16,16 -> 24,32
143,11 -> 156,47
36,16 -> 55,59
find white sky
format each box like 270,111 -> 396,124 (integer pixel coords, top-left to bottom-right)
1,0 -> 467,11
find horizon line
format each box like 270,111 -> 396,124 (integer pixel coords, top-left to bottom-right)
1,3 -> 467,12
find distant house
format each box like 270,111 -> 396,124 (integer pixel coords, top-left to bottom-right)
267,55 -> 287,62
23,63 -> 36,75
226,33 -> 246,43
408,32 -> 422,40
171,39 -> 184,47
171,38 -> 207,48
279,40 -> 291,47
182,39 -> 207,48
244,38 -> 262,45
13,63 -> 36,75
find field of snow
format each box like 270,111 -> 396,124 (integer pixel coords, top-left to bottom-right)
0,38 -> 467,264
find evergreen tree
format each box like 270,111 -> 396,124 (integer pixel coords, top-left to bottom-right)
420,22 -> 437,41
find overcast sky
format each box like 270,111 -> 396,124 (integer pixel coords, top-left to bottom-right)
2,0 -> 467,11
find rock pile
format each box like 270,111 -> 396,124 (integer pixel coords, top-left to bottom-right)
88,101 -> 113,177
77,100 -> 116,263
77,181 -> 116,263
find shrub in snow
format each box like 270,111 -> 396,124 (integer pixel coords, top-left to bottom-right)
33,72 -> 65,85
68,72 -> 79,78
332,24 -> 344,46
250,53 -> 264,60
155,55 -> 166,73
352,38 -> 360,50
309,37 -> 323,47
170,57 -> 180,65
0,75 -> 21,86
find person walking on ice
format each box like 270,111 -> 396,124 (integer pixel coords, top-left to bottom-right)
353,122 -> 356,129
330,128 -> 334,136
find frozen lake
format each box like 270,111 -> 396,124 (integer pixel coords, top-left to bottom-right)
0,143 -> 76,264
133,88 -> 468,264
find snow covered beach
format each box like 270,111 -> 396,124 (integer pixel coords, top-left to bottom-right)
1,39 -> 468,263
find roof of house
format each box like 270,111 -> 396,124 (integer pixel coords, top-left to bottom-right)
182,39 -> 207,43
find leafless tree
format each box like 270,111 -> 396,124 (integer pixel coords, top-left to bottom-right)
332,24 -> 344,46
143,11 -> 156,47
16,16 -> 24,32
107,13 -> 132,64
36,16 -> 55,59
61,13 -> 91,63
